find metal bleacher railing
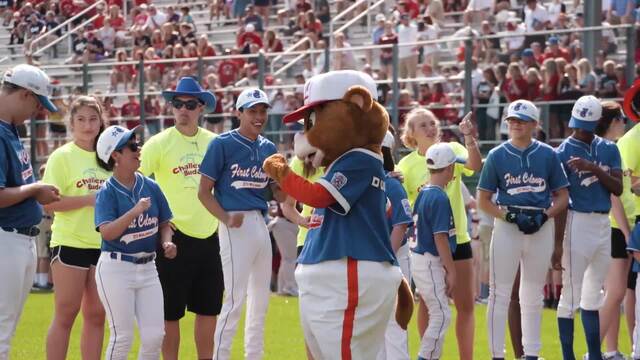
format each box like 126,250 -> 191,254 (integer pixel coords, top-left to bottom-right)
6,21 -> 638,171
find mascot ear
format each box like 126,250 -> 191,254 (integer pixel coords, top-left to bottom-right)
623,79 -> 640,123
343,86 -> 373,113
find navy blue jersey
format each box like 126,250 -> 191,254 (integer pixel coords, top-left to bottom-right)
0,121 -> 42,227
385,172 -> 413,236
626,224 -> 640,273
199,129 -> 277,212
298,149 -> 397,264
556,136 -> 622,213
411,185 -> 457,256
478,140 -> 569,208
95,173 -> 173,254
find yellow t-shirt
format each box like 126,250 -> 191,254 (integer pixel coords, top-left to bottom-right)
139,127 -> 219,239
43,142 -> 110,249
617,124 -> 640,217
610,158 -> 636,229
396,142 -> 474,244
290,157 -> 324,247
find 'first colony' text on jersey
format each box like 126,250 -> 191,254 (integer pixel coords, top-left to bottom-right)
95,173 -> 173,254
298,149 -> 397,265
556,135 -> 622,213
199,129 -> 277,212
478,139 -> 569,208
411,185 -> 456,256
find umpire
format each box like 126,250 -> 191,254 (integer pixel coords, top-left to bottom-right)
139,77 -> 223,360
0,64 -> 60,359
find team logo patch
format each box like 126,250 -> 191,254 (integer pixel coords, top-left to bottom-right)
252,90 -> 261,98
579,107 -> 590,118
513,103 -> 526,111
401,198 -> 412,217
330,172 -> 348,190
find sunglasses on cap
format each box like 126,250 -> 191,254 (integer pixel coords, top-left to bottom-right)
171,98 -> 203,110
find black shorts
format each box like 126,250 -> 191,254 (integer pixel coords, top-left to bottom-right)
156,229 -> 224,320
452,241 -> 473,261
611,227 -> 629,259
50,245 -> 101,269
628,266 -> 637,290
49,123 -> 66,134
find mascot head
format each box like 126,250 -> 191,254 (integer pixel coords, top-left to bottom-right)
624,79 -> 640,123
282,70 -> 389,167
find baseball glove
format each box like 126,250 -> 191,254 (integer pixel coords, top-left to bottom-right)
505,210 -> 548,234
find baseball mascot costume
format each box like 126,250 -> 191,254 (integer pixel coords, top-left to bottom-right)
263,70 -> 413,359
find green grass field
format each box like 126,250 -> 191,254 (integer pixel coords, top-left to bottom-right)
11,293 -> 633,359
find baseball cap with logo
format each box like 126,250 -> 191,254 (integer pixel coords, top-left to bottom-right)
96,125 -> 140,163
569,95 -> 602,132
375,13 -> 386,22
283,70 -> 378,123
236,88 -> 270,111
505,99 -> 539,122
3,64 -> 58,112
426,143 -> 466,170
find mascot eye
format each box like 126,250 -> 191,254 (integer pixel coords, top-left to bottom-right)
308,111 -> 316,128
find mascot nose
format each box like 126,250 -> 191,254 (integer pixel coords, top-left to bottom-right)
293,133 -> 316,159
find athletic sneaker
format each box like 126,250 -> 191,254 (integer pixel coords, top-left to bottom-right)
603,352 -> 627,360
30,283 -> 53,293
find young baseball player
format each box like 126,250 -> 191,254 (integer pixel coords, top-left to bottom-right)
555,96 -> 623,360
477,99 -> 570,360
139,76 -> 223,360
396,108 -> 481,360
43,96 -> 109,360
198,88 -> 279,360
626,224 -> 640,360
0,64 -> 60,359
94,125 -> 177,360
378,130 -> 413,360
411,143 -> 461,360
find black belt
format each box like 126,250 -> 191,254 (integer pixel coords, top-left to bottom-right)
572,209 -> 609,214
506,207 -> 544,216
109,252 -> 155,265
1,226 -> 40,237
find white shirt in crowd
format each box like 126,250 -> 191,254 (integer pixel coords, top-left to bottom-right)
146,11 -> 167,29
466,0 -> 494,11
502,23 -> 525,51
98,26 -> 116,52
524,3 -> 549,31
397,22 -> 419,59
419,24 -> 439,55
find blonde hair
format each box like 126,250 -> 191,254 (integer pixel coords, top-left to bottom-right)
401,107 -> 440,149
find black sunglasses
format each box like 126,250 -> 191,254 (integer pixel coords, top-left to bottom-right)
172,99 -> 202,110
615,115 -> 628,124
118,141 -> 141,153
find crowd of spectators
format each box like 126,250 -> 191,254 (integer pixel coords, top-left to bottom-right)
4,0 -> 640,156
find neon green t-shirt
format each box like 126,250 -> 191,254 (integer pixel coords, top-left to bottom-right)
290,157 -> 324,247
43,142 -> 110,249
396,142 -> 474,244
617,124 -> 640,217
610,158 -> 636,229
140,127 -> 219,239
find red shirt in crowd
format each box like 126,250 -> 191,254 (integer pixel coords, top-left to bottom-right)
109,16 -> 125,31
543,48 -> 571,63
527,80 -> 542,101
218,60 -> 239,86
199,45 -> 216,57
237,31 -> 263,49
121,100 -> 141,129
400,0 -> 420,19
93,14 -> 105,28
542,74 -> 559,101
295,0 -> 311,13
502,78 -> 529,102
265,39 -> 283,52
430,92 -> 449,120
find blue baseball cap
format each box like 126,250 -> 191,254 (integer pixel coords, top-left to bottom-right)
162,77 -> 217,113
236,88 -> 270,111
569,95 -> 602,132
522,48 -> 534,57
546,36 -> 559,45
505,99 -> 539,122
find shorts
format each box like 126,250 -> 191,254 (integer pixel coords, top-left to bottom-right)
452,241 -> 473,261
628,266 -> 637,290
380,56 -> 393,66
156,229 -> 224,320
297,245 -> 304,256
49,123 -> 66,134
50,245 -> 101,269
611,227 -> 629,259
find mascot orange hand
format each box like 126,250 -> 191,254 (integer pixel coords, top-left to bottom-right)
263,153 -> 291,183
395,278 -> 414,330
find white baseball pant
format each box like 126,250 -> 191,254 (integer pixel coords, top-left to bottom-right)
269,216 -> 299,294
378,243 -> 411,360
632,274 -> 640,358
95,252 -> 165,360
0,230 -> 36,360
296,257 -> 402,360
214,210 -> 272,360
487,217 -> 554,358
557,211 -> 611,318
411,250 -> 451,360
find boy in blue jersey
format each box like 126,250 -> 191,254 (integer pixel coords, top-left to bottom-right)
198,88 -> 282,360
410,143 -> 461,360
0,64 -> 60,358
94,125 -> 177,359
379,130 -> 413,360
477,99 -> 569,360
555,96 -> 623,360
626,224 -> 640,360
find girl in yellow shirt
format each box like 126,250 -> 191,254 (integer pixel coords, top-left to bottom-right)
396,108 -> 482,360
42,96 -> 111,360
